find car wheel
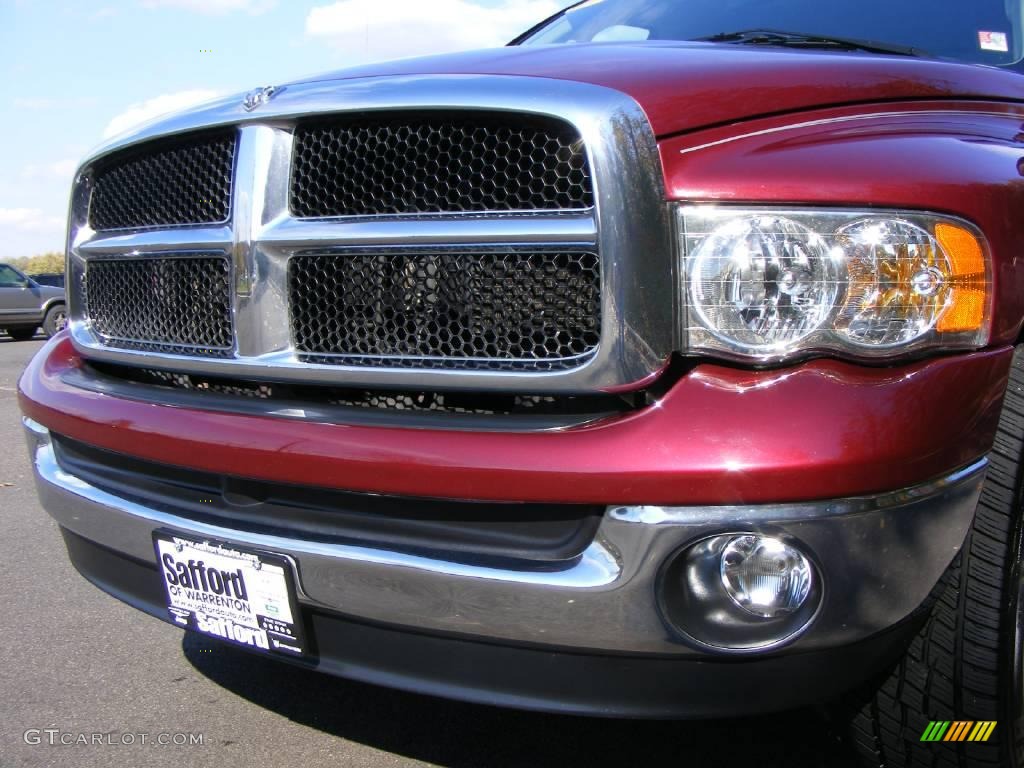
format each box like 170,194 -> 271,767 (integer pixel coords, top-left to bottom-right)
42,304 -> 67,338
848,346 -> 1024,767
6,327 -> 38,341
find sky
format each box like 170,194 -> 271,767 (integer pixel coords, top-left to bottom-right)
0,0 -> 565,259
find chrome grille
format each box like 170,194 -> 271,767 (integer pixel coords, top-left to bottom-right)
89,131 -> 235,231
290,113 -> 593,217
288,251 -> 601,368
83,256 -> 233,356
68,78 -> 674,394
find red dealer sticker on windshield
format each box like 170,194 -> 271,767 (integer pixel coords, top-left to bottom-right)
979,31 -> 1009,53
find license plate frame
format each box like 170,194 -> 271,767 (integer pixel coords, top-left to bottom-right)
152,530 -> 307,658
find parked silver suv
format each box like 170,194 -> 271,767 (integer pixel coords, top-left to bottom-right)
0,264 -> 66,341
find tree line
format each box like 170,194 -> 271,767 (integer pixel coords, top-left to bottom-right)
5,252 -> 65,274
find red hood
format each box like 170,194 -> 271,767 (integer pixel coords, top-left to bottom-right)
295,42 -> 1024,137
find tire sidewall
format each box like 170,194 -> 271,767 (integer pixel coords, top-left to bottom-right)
43,304 -> 67,338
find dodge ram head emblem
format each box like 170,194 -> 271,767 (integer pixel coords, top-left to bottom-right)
242,85 -> 283,112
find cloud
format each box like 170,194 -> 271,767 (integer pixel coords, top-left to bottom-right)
0,208 -> 66,233
142,0 -> 276,13
103,89 -> 223,139
305,0 -> 560,62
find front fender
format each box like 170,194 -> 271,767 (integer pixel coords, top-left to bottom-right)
40,296 -> 65,314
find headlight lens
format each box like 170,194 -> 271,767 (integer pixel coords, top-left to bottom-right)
681,207 -> 991,362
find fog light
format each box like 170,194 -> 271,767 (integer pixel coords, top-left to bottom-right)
658,533 -> 821,652
720,535 -> 813,618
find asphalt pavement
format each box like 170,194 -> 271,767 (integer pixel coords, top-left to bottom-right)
0,334 -> 859,768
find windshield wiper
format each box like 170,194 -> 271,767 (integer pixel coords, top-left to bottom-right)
696,29 -> 930,58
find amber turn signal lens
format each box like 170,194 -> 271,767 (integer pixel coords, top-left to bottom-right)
935,222 -> 987,333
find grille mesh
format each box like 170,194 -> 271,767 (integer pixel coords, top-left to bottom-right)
84,256 -> 233,356
327,390 -> 562,413
290,114 -> 593,217
289,251 -> 601,368
89,363 -> 635,419
89,132 -> 235,230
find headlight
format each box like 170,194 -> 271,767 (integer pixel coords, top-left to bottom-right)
680,207 -> 991,362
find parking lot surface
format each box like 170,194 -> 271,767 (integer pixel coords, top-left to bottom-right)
0,335 -> 858,768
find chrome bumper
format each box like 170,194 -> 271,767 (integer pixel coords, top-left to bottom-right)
26,417 -> 987,656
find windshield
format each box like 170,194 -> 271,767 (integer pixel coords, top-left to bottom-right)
519,0 -> 1024,70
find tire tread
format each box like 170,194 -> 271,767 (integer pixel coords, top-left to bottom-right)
849,348 -> 1024,768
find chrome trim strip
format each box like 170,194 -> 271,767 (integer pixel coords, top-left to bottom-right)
89,336 -> 233,353
230,125 -> 257,297
257,214 -> 598,248
26,417 -> 987,653
290,348 -> 597,367
78,226 -> 233,255
58,336 -> 609,387
608,459 -> 990,525
24,417 -> 47,437
66,75 -> 674,394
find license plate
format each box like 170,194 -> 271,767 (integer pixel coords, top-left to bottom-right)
153,532 -> 306,658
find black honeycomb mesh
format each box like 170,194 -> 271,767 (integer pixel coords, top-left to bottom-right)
84,256 -> 233,356
89,363 -> 635,419
110,367 -> 275,399
89,132 -> 235,230
289,251 -> 601,368
290,113 -> 593,217
327,390 -> 559,413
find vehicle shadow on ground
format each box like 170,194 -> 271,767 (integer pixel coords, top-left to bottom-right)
183,633 -> 858,768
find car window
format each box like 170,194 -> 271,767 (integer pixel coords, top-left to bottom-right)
0,266 -> 27,288
521,0 -> 1024,70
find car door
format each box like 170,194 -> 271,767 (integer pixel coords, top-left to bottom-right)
0,265 -> 44,326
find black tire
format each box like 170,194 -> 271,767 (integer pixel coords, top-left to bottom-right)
42,303 -> 67,338
6,327 -> 37,341
848,345 -> 1024,767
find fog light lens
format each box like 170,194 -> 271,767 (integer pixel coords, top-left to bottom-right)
720,536 -> 813,618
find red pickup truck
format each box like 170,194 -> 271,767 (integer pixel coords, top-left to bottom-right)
20,1 -> 1024,765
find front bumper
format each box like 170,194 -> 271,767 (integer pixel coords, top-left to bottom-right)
25,414 -> 987,715
21,336 -> 1010,715
60,524 -> 926,719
